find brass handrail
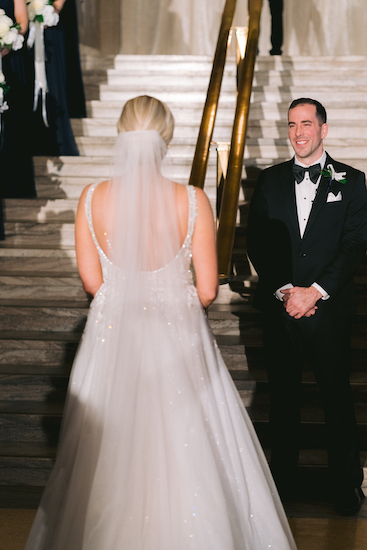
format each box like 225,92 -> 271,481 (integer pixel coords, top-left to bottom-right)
188,0 -> 237,189
216,0 -> 263,283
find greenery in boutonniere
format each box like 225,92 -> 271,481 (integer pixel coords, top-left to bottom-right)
321,164 -> 347,184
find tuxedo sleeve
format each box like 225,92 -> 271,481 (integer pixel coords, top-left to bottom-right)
315,171 -> 367,296
247,171 -> 293,294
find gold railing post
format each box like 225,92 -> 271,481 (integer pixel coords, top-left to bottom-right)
216,0 -> 263,283
214,142 -> 231,224
234,26 -> 248,88
188,0 -> 237,189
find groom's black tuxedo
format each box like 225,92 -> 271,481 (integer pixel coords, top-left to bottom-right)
248,153 -> 367,316
247,153 -> 367,494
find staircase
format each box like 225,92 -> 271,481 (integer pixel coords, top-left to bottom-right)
1,54 -> 367,507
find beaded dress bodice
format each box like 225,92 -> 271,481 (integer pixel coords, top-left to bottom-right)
85,183 -> 199,309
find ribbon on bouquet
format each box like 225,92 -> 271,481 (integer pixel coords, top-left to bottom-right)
28,20 -> 49,127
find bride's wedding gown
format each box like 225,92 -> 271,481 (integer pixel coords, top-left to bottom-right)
25,183 -> 297,550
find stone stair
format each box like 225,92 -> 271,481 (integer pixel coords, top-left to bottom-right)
2,54 -> 367,507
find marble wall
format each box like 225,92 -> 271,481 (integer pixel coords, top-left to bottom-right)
77,0 -> 367,57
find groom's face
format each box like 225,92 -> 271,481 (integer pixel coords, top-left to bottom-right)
288,104 -> 328,165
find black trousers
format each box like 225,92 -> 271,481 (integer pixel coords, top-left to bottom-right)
262,311 -> 362,490
268,0 -> 283,53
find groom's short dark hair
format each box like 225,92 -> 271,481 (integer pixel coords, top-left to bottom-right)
289,98 -> 327,125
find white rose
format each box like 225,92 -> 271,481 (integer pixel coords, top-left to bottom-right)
3,30 -> 15,45
12,32 -> 24,51
0,15 -> 13,37
43,5 -> 59,27
27,4 -> 36,21
0,72 -> 5,83
0,10 -> 5,16
33,0 -> 46,15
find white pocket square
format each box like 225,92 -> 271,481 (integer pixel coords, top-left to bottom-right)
327,191 -> 342,202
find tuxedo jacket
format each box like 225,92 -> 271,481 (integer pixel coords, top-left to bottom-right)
247,153 -> 367,316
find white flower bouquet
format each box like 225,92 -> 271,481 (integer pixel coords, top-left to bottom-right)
26,1 -> 59,127
27,0 -> 59,27
0,8 -> 25,51
0,9 -> 25,117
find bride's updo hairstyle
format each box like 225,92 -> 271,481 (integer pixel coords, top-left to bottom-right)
117,95 -> 174,145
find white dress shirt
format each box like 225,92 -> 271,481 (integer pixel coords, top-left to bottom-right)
275,151 -> 330,302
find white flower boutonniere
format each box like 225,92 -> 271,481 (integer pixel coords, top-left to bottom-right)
321,164 -> 347,184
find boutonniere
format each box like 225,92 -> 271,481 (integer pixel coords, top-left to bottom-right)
321,164 -> 347,184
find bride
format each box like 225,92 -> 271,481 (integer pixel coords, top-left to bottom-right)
25,95 -> 297,550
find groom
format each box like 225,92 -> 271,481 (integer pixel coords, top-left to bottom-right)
247,98 -> 367,515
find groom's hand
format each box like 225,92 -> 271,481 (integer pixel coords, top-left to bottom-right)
281,286 -> 322,319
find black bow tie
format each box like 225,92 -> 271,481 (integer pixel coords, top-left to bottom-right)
293,163 -> 321,184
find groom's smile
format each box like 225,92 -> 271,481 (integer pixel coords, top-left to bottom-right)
288,103 -> 328,165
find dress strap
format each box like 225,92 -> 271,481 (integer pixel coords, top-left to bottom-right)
186,185 -> 197,239
85,183 -> 100,251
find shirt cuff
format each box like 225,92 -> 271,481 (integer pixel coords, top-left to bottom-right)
274,283 -> 294,301
312,282 -> 330,300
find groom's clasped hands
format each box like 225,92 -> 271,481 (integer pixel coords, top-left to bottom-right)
281,286 -> 322,319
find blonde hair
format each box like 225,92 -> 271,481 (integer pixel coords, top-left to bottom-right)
117,95 -> 175,145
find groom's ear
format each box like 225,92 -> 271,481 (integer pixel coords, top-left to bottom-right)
321,123 -> 328,140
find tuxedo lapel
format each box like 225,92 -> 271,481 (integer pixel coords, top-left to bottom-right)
280,162 -> 301,239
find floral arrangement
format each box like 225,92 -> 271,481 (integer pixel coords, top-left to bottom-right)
26,1 -> 59,127
27,0 -> 59,27
0,9 -> 25,115
0,9 -> 24,50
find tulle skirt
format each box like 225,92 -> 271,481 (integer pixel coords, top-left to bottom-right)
25,287 -> 297,550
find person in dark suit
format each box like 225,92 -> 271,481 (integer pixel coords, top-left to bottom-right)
268,0 -> 283,55
247,98 -> 367,515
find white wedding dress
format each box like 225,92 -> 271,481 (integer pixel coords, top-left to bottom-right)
25,177 -> 297,550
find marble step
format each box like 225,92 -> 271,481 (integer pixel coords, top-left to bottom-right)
104,71 -> 236,92
0,338 -> 78,367
0,248 -> 78,275
105,67 -> 367,88
4,443 -> 366,489
250,88 -> 367,104
1,222 -> 76,249
72,117 -> 367,140
248,102 -> 367,122
1,304 -> 367,345
111,54 -> 367,73
0,305 -> 88,333
74,135 -> 367,160
86,96 -> 367,122
3,199 -> 78,223
0,402 -> 63,443
0,275 -> 86,302
2,367 -> 367,404
252,72 -> 367,87
2,396 -> 367,445
253,56 -> 367,72
97,82 -> 367,106
87,99 -> 236,120
0,374 -> 69,401
34,177 -> 103,200
71,117 -> 234,139
32,155 -> 218,183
